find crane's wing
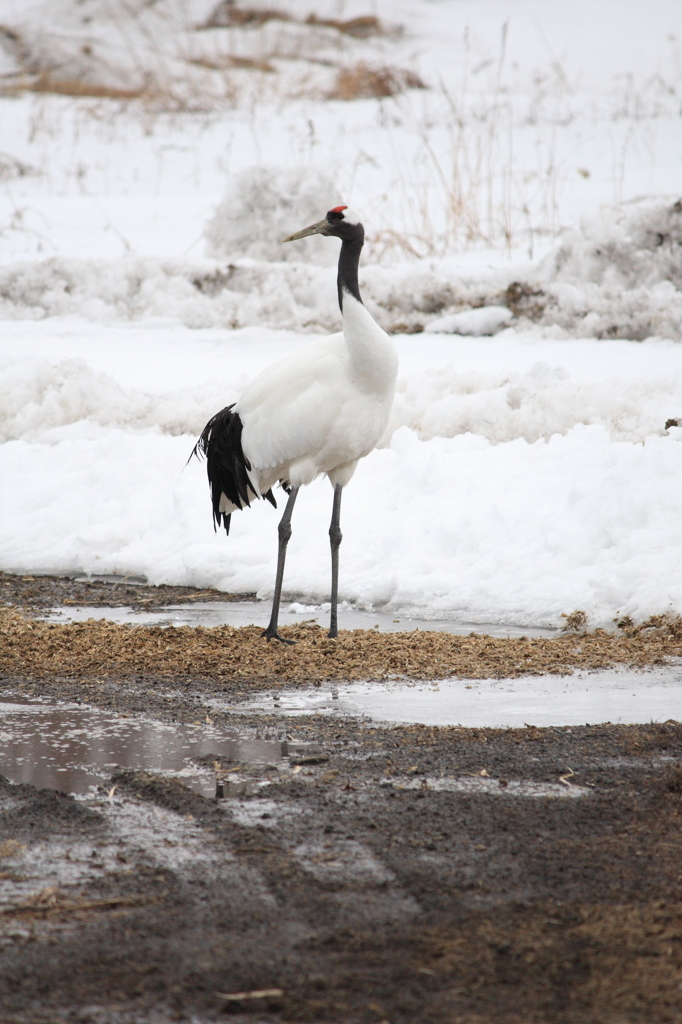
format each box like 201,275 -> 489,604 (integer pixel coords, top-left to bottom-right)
237,335 -> 348,474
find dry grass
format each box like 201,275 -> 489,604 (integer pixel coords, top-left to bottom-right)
20,75 -> 145,101
6,76 -> 224,115
305,15 -> 384,39
188,55 -> 274,73
562,609 -> 589,631
0,7 -> 397,113
2,608 -> 681,687
328,62 -> 425,101
201,4 -> 385,38
201,2 -> 291,29
362,22 -> 570,259
0,152 -> 39,181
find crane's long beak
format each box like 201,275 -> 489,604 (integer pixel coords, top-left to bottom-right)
281,218 -> 329,243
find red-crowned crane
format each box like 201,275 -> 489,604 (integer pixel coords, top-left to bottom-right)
193,206 -> 398,643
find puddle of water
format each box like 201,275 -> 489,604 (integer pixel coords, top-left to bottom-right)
229,666 -> 682,728
0,699 -> 284,797
40,601 -> 558,638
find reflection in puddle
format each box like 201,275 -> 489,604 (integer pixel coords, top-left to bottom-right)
40,601 -> 558,638
0,699 -> 283,797
229,666 -> 682,728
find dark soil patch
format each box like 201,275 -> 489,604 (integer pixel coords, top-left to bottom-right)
1,573 -> 682,1022
1,704 -> 682,1024
0,569 -> 253,611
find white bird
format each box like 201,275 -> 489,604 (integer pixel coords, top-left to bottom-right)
193,206 -> 398,643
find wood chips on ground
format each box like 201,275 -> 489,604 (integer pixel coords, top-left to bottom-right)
2,608 -> 681,686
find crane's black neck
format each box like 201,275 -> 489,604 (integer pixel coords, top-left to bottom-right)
337,228 -> 364,312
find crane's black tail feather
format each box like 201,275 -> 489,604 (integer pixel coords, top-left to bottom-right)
191,404 -> 276,535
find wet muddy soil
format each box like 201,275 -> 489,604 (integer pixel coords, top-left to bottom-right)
0,570 -> 253,613
2,573 -> 682,1023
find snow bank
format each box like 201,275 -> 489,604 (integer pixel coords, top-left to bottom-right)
1,320 -> 682,628
2,200 -> 682,340
4,327 -> 681,448
551,199 -> 682,291
1,422 -> 681,627
0,355 -> 222,443
0,252 -> 509,334
526,199 -> 682,340
0,255 -> 338,331
0,0 -> 415,110
426,307 -> 513,336
389,354 -> 682,446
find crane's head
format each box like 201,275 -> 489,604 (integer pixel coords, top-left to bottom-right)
281,206 -> 363,244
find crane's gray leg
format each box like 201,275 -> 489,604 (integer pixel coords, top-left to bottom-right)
262,487 -> 299,644
328,484 -> 343,639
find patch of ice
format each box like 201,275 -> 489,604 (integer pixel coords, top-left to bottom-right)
236,667 -> 682,729
393,776 -> 585,799
98,798 -> 275,906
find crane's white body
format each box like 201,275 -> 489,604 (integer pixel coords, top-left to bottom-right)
218,293 -> 398,515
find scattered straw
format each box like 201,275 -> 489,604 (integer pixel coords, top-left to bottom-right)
216,989 -> 284,1001
1,608 -> 680,687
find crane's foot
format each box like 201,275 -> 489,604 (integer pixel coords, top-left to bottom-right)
327,627 -> 338,639
261,627 -> 296,645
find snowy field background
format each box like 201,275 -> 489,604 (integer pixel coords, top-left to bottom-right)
1,0 -> 682,628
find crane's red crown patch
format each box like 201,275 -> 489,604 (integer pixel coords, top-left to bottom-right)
330,205 -> 347,213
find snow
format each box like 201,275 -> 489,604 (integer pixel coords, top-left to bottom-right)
3,200 -> 682,340
1,0 -> 682,630
205,165 -> 339,265
425,306 -> 513,336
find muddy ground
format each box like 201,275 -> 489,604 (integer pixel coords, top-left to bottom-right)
1,573 -> 682,1024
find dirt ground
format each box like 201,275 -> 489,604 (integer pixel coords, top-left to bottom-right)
2,573 -> 682,1024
